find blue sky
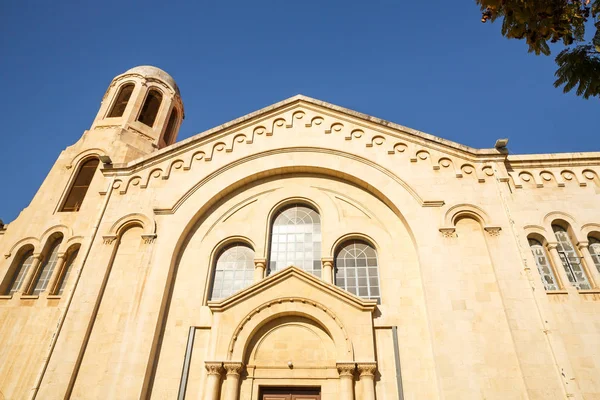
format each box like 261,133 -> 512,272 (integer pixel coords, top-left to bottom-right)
0,1 -> 597,223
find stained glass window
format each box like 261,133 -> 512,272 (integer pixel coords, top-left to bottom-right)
335,240 -> 380,302
552,225 -> 591,290
210,244 -> 255,300
7,250 -> 34,294
268,204 -> 321,277
528,239 -> 559,291
33,238 -> 63,295
589,237 -> 600,274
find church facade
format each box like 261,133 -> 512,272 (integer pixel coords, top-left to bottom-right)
0,66 -> 599,400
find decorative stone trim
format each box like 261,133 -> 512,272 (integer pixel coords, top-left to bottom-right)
205,362 -> 224,376
254,258 -> 266,270
223,362 -> 244,377
484,226 -> 502,236
336,362 -> 356,377
576,241 -> 590,250
546,242 -> 559,251
102,235 -> 117,245
141,234 -> 156,244
439,228 -> 456,238
357,362 -> 377,377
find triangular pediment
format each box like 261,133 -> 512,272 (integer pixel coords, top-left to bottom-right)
207,266 -> 377,312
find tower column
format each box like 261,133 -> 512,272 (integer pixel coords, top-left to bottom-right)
204,362 -> 223,400
223,362 -> 243,400
357,363 -> 377,400
322,257 -> 334,284
576,241 -> 600,288
21,254 -> 43,295
337,362 -> 356,400
254,258 -> 266,282
47,253 -> 67,295
546,242 -> 572,290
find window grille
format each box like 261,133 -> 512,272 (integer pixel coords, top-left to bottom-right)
210,244 -> 255,300
7,251 -> 34,294
528,239 -> 559,291
32,238 -> 62,295
552,225 -> 591,290
335,240 -> 381,302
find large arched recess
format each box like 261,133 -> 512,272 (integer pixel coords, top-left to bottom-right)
142,148 -> 428,396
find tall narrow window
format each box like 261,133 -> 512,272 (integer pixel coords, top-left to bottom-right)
210,244 -> 255,300
107,83 -> 134,118
269,204 -> 321,277
528,239 -> 559,291
32,237 -> 62,295
589,236 -> 600,274
335,240 -> 380,302
553,225 -> 591,290
57,247 -> 79,295
138,89 -> 162,127
5,250 -> 34,294
163,108 -> 178,145
61,158 -> 99,212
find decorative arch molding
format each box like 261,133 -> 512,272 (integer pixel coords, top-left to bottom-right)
40,225 -> 72,245
68,148 -> 107,169
581,223 -> 600,238
4,237 -> 40,259
542,211 -> 580,238
226,297 -> 353,362
66,235 -> 84,246
330,233 -> 379,257
208,235 -> 256,265
103,212 -> 156,244
144,148 -> 443,212
439,203 -> 502,237
523,225 -> 550,243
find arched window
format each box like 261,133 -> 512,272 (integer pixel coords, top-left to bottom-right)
552,225 -> 591,290
268,204 -> 321,277
61,158 -> 99,212
56,247 -> 79,295
107,83 -> 134,118
163,108 -> 179,145
32,237 -> 63,295
528,239 -> 559,291
335,240 -> 380,301
138,89 -> 163,127
589,236 -> 600,274
5,250 -> 34,294
210,244 -> 255,300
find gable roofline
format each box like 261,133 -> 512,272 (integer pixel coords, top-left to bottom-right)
207,266 -> 378,312
105,94 -> 599,172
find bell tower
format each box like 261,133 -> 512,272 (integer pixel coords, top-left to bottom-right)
88,66 -> 185,161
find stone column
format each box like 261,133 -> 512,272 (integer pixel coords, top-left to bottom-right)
336,362 -> 356,400
576,241 -> 600,289
204,362 -> 224,400
322,257 -> 334,284
254,258 -> 266,282
20,254 -> 43,295
46,253 -> 67,295
357,363 -> 377,400
223,362 -> 243,400
546,242 -> 572,290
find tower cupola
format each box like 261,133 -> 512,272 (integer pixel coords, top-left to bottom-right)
91,66 -> 185,152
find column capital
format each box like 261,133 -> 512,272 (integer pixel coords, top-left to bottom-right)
223,362 -> 244,376
254,258 -> 267,268
322,257 -> 334,265
32,253 -> 43,261
546,242 -> 559,251
576,241 -> 590,250
205,361 -> 224,376
357,362 -> 377,377
57,253 -> 67,261
336,362 -> 356,377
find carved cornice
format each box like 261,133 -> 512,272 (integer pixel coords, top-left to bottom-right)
336,362 -> 356,377
205,362 -> 224,376
223,362 -> 244,376
357,362 -> 377,377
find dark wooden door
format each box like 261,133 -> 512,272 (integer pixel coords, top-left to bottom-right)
261,387 -> 320,400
